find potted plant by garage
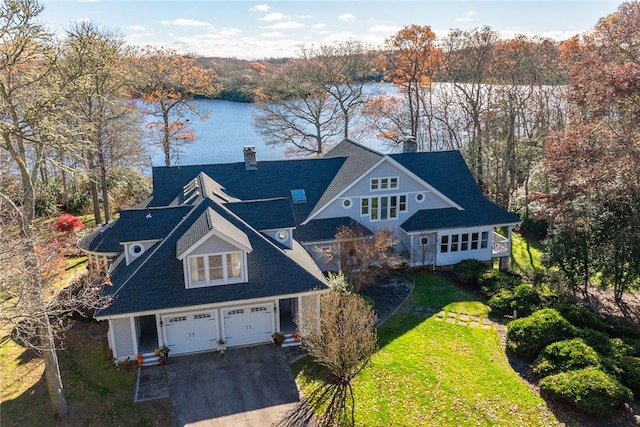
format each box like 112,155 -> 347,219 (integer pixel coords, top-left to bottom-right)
272,331 -> 285,346
292,330 -> 301,342
154,345 -> 170,364
217,339 -> 226,355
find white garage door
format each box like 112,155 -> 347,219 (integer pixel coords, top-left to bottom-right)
223,305 -> 274,347
163,311 -> 218,355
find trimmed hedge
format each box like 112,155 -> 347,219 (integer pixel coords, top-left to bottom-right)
487,289 -> 514,316
540,368 -> 633,416
506,308 -> 577,360
532,338 -> 600,380
619,356 -> 640,395
451,259 -> 489,285
477,270 -> 522,297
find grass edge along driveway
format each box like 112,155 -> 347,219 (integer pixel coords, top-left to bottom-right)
293,272 -> 559,426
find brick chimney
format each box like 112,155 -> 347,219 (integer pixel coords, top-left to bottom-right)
243,146 -> 257,170
402,136 -> 417,153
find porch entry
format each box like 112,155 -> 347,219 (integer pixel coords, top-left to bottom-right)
278,298 -> 298,334
136,315 -> 158,354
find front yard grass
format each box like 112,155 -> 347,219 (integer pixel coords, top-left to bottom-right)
0,321 -> 174,426
293,272 -> 559,426
510,232 -> 545,277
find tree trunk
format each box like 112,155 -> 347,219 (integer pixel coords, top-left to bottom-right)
40,320 -> 68,417
89,179 -> 102,225
99,150 -> 110,223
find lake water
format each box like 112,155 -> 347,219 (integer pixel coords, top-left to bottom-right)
146,84 -> 398,167
147,99 -> 286,167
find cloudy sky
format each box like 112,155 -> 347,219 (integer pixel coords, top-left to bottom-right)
41,1 -> 624,59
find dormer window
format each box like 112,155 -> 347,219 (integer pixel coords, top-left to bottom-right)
187,251 -> 244,287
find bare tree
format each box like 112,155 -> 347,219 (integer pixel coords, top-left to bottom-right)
253,58 -> 342,157
62,22 -> 145,224
0,0 -> 102,416
320,225 -> 402,293
130,46 -> 218,166
281,291 -> 377,427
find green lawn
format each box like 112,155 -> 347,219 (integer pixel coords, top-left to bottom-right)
510,233 -> 545,277
293,272 -> 559,426
0,322 -> 173,426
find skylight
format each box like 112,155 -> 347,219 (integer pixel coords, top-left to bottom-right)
290,189 -> 307,203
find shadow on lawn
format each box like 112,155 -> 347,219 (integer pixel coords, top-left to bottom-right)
374,269 -> 486,349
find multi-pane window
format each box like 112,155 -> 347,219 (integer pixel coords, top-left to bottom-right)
361,198 -> 369,216
399,195 -> 407,212
188,251 -> 243,285
361,195 -> 405,221
440,232 -> 490,254
227,252 -> 242,278
481,231 -> 489,249
370,177 -> 399,191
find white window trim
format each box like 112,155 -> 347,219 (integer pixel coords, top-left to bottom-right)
360,195 -> 401,222
186,251 -> 245,288
370,176 -> 400,192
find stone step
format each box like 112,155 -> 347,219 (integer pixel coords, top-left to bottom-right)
281,334 -> 302,348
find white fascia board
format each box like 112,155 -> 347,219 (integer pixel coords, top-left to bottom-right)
119,238 -> 162,245
384,156 -> 463,210
177,228 -> 253,261
94,290 -> 326,320
301,156 -> 387,225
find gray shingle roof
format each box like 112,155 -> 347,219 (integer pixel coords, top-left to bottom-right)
391,151 -> 521,231
176,207 -> 252,258
225,198 -> 296,230
294,217 -> 372,243
150,157 -> 346,225
78,205 -> 192,253
95,197 -> 328,317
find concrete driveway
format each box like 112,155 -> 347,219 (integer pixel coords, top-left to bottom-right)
165,345 -> 302,427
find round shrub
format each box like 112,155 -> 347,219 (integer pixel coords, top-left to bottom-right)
532,338 -> 600,380
619,357 -> 640,395
487,289 -> 515,317
511,284 -> 541,317
553,303 -> 611,334
451,259 -> 489,285
506,308 -> 577,361
539,367 -> 633,416
578,328 -> 614,357
477,270 -> 522,297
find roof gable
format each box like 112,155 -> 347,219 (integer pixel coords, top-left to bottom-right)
176,206 -> 252,259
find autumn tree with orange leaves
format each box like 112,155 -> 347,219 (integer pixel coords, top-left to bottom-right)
131,47 -> 218,166
540,1 -> 640,311
365,25 -> 441,150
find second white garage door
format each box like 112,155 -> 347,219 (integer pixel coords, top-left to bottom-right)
163,311 -> 218,355
223,305 -> 274,347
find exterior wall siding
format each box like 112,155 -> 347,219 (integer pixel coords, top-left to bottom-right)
434,226 -> 494,266
190,236 -> 241,255
111,317 -> 135,360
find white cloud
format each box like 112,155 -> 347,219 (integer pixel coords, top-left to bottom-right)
160,18 -> 212,27
338,13 -> 356,22
250,4 -> 271,12
259,32 -> 285,38
368,24 -> 402,34
263,21 -> 304,30
259,12 -> 286,21
127,25 -> 147,32
312,23 -> 327,30
456,10 -> 476,22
